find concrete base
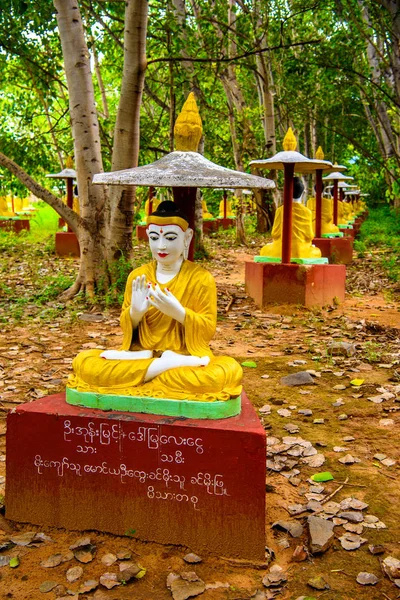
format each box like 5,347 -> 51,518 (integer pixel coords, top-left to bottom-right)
312,237 -> 353,264
216,217 -> 235,230
55,232 -> 80,257
0,219 -> 30,233
6,391 -> 266,560
136,225 -> 148,240
202,220 -> 218,235
245,261 -> 346,308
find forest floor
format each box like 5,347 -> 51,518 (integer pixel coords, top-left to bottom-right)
0,224 -> 399,600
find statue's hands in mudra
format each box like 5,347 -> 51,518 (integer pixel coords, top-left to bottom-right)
147,283 -> 185,324
130,274 -> 150,328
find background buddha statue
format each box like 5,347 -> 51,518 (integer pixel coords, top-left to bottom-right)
307,184 -> 340,236
201,198 -> 214,219
218,196 -> 235,218
68,201 -> 242,403
260,177 -> 322,259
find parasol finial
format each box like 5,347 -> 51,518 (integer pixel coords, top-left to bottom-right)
174,92 -> 203,152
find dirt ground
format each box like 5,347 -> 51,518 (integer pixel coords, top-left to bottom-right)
0,239 -> 399,600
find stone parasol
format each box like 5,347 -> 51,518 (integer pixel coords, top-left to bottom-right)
249,129 -> 332,263
46,157 -> 77,232
323,171 -> 354,224
93,93 -> 275,260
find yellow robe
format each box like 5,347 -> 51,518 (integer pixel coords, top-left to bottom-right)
202,200 -> 214,219
260,203 -> 322,259
218,199 -> 235,218
338,201 -> 353,224
0,197 -> 15,217
68,260 -> 242,402
307,197 -> 340,235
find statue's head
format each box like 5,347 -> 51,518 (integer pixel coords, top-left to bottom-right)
146,201 -> 193,263
293,177 -> 305,203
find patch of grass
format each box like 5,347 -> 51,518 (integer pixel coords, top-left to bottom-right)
358,206 -> 400,282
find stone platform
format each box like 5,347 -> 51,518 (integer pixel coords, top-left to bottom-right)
312,237 -> 353,264
202,219 -> 218,235
6,391 -> 266,560
0,218 -> 30,233
55,232 -> 80,257
216,217 -> 235,230
245,261 -> 346,308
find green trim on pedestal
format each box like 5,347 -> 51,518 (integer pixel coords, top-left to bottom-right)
338,224 -> 353,229
203,217 -> 216,221
66,387 -> 241,419
321,232 -> 344,238
254,256 -> 328,265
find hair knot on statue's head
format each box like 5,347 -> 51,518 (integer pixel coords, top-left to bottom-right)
146,200 -> 190,231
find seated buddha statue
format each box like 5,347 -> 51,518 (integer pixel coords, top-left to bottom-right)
201,199 -> 214,219
67,201 -> 242,403
144,195 -> 160,217
0,197 -> 15,217
306,195 -> 340,236
218,197 -> 235,219
260,177 -> 322,260
337,199 -> 352,225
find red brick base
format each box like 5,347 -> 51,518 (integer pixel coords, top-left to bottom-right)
55,232 -> 80,257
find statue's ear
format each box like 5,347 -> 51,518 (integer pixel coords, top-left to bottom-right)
184,228 -> 193,246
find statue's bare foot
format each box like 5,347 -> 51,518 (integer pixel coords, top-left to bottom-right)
161,350 -> 210,368
101,350 -> 153,360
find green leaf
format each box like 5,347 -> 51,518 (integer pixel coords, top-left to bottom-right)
9,557 -> 20,568
311,471 -> 334,482
241,361 -> 257,368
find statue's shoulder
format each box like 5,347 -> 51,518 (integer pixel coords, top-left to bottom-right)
126,262 -> 155,284
182,260 -> 214,284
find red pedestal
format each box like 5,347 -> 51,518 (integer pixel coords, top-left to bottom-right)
341,227 -> 355,240
245,262 -> 346,308
202,220 -> 218,235
6,391 -> 266,560
0,219 -> 30,233
55,232 -> 80,257
312,237 -> 353,265
216,217 -> 235,230
136,225 -> 148,240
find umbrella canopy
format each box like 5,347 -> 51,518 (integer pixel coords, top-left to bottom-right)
323,171 -> 353,181
93,151 -> 275,190
325,163 -> 347,174
249,129 -> 332,173
46,168 -> 77,180
338,181 -> 353,188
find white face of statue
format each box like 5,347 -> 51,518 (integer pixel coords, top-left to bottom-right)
147,224 -> 193,265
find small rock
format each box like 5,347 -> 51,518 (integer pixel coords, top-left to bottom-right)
183,553 -> 202,564
116,548 -> 132,560
292,545 -> 308,562
284,423 -> 300,433
340,498 -> 368,511
277,408 -> 292,417
298,409 -> 312,416
259,404 -> 271,415
338,413 -> 348,420
356,572 -> 378,586
333,446 -> 348,452
344,523 -> 363,534
308,516 -> 334,554
374,453 -> 387,461
332,399 -> 345,407
302,454 -> 325,468
323,501 -> 341,515
313,418 -> 324,424
379,418 -> 395,426
101,553 -> 117,567
272,520 -> 304,538
79,580 -> 98,593
369,544 -> 385,555
168,572 -> 206,600
66,566 -> 83,583
338,511 -> 364,523
328,341 -> 356,357
287,504 -> 305,516
381,458 -> 396,467
307,575 -> 330,590
262,564 -> 287,588
100,573 -> 120,589
39,581 -> 58,593
280,372 -> 315,387
333,384 -> 347,391
364,515 -> 379,524
338,454 -> 360,464
382,556 -> 400,581
339,533 -> 367,550
40,554 -> 63,568
343,435 -> 355,442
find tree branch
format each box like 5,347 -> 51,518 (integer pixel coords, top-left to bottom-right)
147,38 -> 322,65
0,152 -> 83,233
